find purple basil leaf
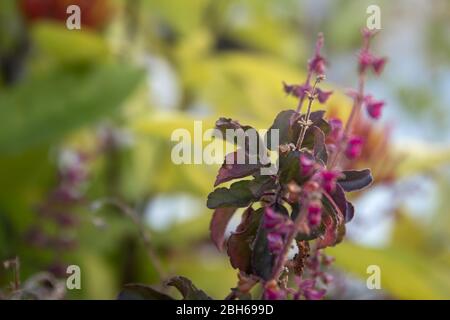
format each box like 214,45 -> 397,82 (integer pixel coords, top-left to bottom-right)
214,151 -> 262,187
210,207 -> 237,251
315,214 -> 337,249
278,150 -> 301,183
338,169 -> 373,192
215,118 -> 264,156
165,276 -> 212,300
330,184 -> 347,217
207,180 -> 256,209
311,126 -> 328,164
248,174 -> 276,198
302,114 -> 330,149
117,284 -> 174,300
291,202 -> 325,241
227,207 -> 262,274
345,201 -> 355,223
251,220 -> 275,281
265,110 -> 301,150
318,192 -> 346,248
330,184 -> 355,223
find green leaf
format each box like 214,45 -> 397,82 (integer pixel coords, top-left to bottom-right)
207,180 -> 256,209
248,174 -> 276,198
166,276 -> 212,300
0,64 -> 143,154
118,284 -> 174,300
31,22 -> 110,65
329,242 -> 450,299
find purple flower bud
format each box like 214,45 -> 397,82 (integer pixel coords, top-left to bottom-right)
309,55 -> 326,75
296,278 -> 326,300
25,228 -> 48,248
316,88 -> 333,104
372,56 -> 387,75
327,118 -> 343,142
321,273 -> 334,285
264,281 -> 286,300
322,255 -> 335,266
345,135 -> 364,159
264,207 -> 284,229
358,50 -> 374,74
303,286 -> 326,300
54,212 -> 78,227
300,154 -> 315,176
267,232 -> 284,254
361,27 -> 377,39
308,33 -> 326,75
319,169 -> 341,193
307,202 -> 322,227
364,95 -> 385,119
283,83 -> 311,100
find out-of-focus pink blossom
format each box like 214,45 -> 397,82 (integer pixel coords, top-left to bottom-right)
316,88 -> 333,104
364,95 -> 385,119
307,201 -> 322,227
345,135 -> 364,159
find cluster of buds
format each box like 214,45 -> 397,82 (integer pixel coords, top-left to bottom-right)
298,162 -> 343,228
264,207 -> 294,255
283,33 -> 333,107
358,29 -> 387,75
25,150 -> 91,277
357,29 -> 387,120
328,28 -> 387,166
289,249 -> 334,300
263,280 -> 287,300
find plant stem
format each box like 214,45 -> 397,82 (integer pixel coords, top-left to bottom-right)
3,256 -> 20,291
92,198 -> 168,280
295,72 -> 312,113
329,72 -> 366,168
295,77 -> 321,150
270,200 -> 309,280
328,32 -> 372,168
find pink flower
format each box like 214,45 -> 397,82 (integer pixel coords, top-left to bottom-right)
308,33 -> 326,75
264,281 -> 286,300
328,118 -> 343,142
309,55 -> 326,75
372,56 -> 387,75
319,169 -> 341,193
361,27 -> 377,39
283,82 -> 311,100
264,207 -> 294,235
364,95 -> 385,119
307,201 -> 322,227
293,277 -> 326,300
358,50 -> 374,73
267,232 -> 284,254
316,88 -> 333,104
301,280 -> 326,300
300,154 -> 315,176
345,135 -> 364,159
264,207 -> 284,229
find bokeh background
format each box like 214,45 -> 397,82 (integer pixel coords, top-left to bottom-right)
0,0 -> 449,299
